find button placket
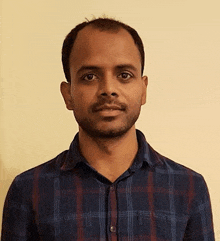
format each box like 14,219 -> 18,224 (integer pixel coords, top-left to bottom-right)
109,185 -> 117,240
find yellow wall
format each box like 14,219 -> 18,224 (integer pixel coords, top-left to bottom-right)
1,0 -> 220,238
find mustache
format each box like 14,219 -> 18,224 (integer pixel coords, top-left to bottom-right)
91,100 -> 127,112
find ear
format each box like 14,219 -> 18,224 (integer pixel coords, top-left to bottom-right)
141,75 -> 148,105
60,81 -> 74,110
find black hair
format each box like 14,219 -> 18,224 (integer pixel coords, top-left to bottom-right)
62,17 -> 145,82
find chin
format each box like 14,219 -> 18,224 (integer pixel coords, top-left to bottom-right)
96,129 -> 129,139
85,126 -> 130,139
77,114 -> 139,139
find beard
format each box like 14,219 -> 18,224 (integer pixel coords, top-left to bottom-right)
74,107 -> 141,139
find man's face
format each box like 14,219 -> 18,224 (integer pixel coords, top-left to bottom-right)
61,26 -> 148,138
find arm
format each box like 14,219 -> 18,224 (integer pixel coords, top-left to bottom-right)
1,176 -> 39,241
183,176 -> 215,240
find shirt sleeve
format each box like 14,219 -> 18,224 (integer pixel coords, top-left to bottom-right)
183,175 -> 215,240
1,176 -> 39,241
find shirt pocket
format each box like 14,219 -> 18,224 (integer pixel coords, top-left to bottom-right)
135,210 -> 188,240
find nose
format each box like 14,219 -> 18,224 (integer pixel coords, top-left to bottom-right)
100,92 -> 117,97
98,74 -> 118,98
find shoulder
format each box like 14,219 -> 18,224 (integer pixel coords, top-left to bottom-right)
10,150 -> 68,193
149,145 -> 202,177
149,145 -> 209,195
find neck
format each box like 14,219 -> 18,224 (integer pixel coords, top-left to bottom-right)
78,126 -> 138,182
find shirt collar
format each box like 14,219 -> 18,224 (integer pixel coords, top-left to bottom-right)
129,129 -> 163,171
60,133 -> 85,171
60,129 -> 163,171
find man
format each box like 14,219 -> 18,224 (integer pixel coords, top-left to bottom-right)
1,18 -> 215,240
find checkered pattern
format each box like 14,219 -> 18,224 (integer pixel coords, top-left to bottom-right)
1,130 -> 215,240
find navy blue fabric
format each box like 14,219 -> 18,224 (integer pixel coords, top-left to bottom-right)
1,130 -> 215,240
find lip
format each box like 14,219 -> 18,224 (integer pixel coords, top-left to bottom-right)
94,104 -> 123,112
93,104 -> 125,117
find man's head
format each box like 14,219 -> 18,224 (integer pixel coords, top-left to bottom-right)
61,18 -> 148,139
62,18 -> 145,83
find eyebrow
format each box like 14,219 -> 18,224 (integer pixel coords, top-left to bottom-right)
76,64 -> 138,75
115,64 -> 138,72
76,66 -> 101,75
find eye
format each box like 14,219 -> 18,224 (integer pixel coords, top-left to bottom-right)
82,74 -> 97,82
118,72 -> 132,81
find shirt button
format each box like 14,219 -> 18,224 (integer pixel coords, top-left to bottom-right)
110,225 -> 116,233
110,186 -> 114,191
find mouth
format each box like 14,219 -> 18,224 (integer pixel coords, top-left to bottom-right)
94,104 -> 124,112
93,104 -> 126,117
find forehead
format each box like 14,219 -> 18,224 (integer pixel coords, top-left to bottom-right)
75,25 -> 133,42
69,25 -> 141,70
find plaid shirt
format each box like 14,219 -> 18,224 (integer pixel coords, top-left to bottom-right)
1,130 -> 214,240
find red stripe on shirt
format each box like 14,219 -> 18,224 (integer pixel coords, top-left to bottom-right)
148,171 -> 157,241
32,167 -> 41,226
75,175 -> 84,240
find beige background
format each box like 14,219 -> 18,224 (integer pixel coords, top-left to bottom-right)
0,0 -> 220,238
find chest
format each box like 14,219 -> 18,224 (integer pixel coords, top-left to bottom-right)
34,172 -> 190,240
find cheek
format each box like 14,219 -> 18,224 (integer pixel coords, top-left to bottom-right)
72,85 -> 97,99
71,91 -> 94,112
129,84 -> 146,106
127,87 -> 143,106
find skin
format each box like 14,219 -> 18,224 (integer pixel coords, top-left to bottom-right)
61,25 -> 148,182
